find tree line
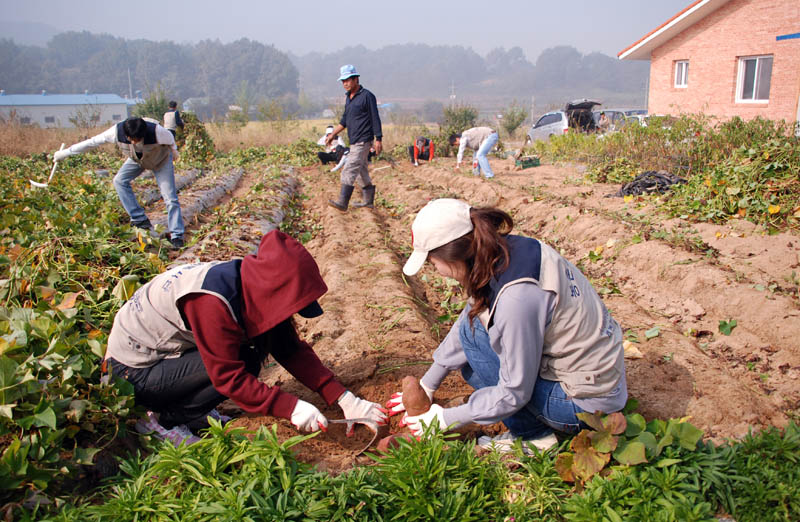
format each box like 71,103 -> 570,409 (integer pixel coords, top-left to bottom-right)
0,32 -> 298,104
0,32 -> 650,117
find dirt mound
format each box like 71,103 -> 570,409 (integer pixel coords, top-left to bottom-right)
228,156 -> 800,471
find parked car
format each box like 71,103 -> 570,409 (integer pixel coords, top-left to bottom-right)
624,109 -> 648,117
592,109 -> 629,132
526,99 -> 600,143
621,114 -> 648,127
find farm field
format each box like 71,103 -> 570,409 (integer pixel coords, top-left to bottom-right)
1,132 -> 799,519
256,153 -> 800,470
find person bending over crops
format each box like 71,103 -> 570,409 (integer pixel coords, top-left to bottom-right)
53,117 -> 186,249
103,230 -> 387,447
450,126 -> 498,179
387,199 -> 627,453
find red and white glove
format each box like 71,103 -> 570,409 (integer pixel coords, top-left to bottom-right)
384,381 -> 435,417
338,391 -> 387,436
290,400 -> 328,433
404,404 -> 448,438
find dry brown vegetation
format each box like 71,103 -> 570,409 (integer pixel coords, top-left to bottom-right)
1,117 -> 440,157
0,122 -> 107,157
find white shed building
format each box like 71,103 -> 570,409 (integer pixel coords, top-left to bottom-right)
0,91 -> 137,128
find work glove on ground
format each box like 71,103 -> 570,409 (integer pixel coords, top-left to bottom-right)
290,399 -> 328,433
403,404 -> 448,438
53,148 -> 72,162
337,391 -> 387,436
384,381 -> 435,417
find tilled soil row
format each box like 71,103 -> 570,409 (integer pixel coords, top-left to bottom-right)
338,157 -> 799,442
138,168 -> 204,207
172,169 -> 298,266
224,164 -> 497,472
144,168 -> 245,236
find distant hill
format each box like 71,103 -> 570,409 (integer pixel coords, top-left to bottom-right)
291,44 -> 649,110
0,30 -> 649,118
0,32 -> 299,112
0,20 -> 60,47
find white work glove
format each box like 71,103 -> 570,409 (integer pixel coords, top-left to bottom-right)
53,148 -> 71,162
290,399 -> 328,433
384,381 -> 435,417
337,391 -> 387,436
404,404 -> 448,438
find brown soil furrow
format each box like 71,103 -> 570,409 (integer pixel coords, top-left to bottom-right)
360,158 -> 798,440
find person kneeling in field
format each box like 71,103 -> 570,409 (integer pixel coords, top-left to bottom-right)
386,199 -> 627,453
408,136 -> 435,166
104,230 -> 387,447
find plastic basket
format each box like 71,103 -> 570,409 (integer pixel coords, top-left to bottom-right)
515,156 -> 540,169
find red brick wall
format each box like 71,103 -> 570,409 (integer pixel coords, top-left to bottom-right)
648,0 -> 800,125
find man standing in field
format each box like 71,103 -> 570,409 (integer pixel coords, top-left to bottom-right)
325,64 -> 382,211
163,101 -> 185,139
53,117 -> 186,248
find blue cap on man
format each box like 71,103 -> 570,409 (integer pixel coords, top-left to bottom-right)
338,64 -> 359,81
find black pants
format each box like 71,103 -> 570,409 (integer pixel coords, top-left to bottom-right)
407,146 -> 430,163
106,345 -> 266,430
318,151 -> 338,164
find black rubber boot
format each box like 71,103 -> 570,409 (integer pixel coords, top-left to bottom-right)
352,184 -> 376,208
328,184 -> 354,212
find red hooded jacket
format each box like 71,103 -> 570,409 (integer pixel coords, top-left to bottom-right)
179,231 -> 345,420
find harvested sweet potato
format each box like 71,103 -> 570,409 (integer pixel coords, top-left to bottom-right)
401,375 -> 431,416
377,433 -> 415,452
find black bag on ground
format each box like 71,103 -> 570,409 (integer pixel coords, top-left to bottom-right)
610,170 -> 686,197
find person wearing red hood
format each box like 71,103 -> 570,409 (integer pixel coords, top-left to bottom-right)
103,230 -> 386,446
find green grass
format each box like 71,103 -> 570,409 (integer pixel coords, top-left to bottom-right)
31,421 -> 800,522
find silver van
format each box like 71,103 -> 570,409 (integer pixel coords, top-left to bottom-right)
527,99 -> 600,143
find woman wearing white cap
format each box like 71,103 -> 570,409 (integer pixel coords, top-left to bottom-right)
386,199 -> 627,452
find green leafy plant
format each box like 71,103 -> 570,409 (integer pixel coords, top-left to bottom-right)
555,411 -> 703,485
719,318 -> 738,335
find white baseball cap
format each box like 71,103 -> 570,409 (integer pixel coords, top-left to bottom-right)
403,199 -> 473,276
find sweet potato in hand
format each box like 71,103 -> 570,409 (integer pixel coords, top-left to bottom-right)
401,375 -> 431,416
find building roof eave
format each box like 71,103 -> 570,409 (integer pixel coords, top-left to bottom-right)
618,0 -> 732,61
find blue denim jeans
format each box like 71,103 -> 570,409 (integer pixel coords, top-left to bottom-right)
458,316 -> 584,439
473,132 -> 498,179
113,156 -> 184,239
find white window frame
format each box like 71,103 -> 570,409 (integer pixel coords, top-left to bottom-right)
674,60 -> 689,88
736,55 -> 773,103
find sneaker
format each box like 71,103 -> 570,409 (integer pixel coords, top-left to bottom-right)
477,431 -> 558,455
131,218 -> 153,231
207,408 -> 232,424
135,411 -> 201,447
169,237 -> 185,249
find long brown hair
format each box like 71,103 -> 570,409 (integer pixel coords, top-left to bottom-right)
429,207 -> 513,323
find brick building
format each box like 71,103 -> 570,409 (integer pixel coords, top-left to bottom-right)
618,0 -> 800,127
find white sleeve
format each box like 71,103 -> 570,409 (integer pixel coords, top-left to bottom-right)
67,125 -> 117,155
155,124 -> 178,155
456,138 -> 468,164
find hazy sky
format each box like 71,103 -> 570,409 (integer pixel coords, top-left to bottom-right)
2,0 -> 690,60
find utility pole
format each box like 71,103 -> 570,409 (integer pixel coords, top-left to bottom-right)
530,95 -> 535,124
128,68 -> 133,99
